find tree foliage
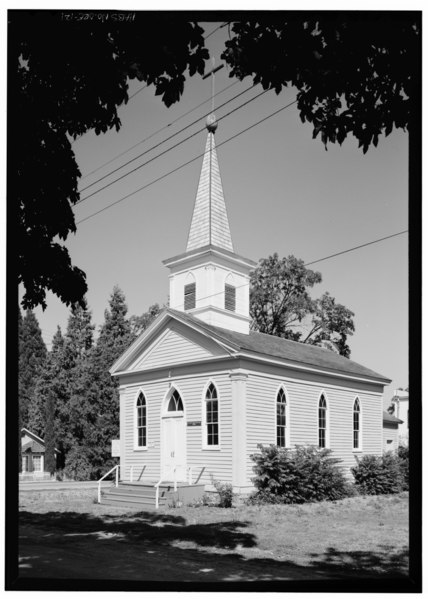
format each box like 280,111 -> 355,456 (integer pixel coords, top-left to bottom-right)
44,389 -> 57,474
18,309 -> 47,427
71,286 -> 134,479
11,13 -> 419,312
250,253 -> 354,356
129,303 -> 163,337
222,15 -> 420,152
10,11 -> 208,310
249,444 -> 352,504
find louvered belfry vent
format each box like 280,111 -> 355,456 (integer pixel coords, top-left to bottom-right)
224,284 -> 236,312
184,282 -> 196,310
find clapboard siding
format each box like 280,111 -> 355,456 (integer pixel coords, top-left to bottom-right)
132,328 -> 215,371
120,372 -> 233,486
246,372 -> 384,482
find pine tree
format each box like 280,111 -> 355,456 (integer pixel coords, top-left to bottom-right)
27,326 -> 63,436
44,389 -> 56,475
77,286 -> 134,479
19,310 -> 47,428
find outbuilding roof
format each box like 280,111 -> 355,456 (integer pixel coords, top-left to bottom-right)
383,410 -> 403,424
168,308 -> 391,383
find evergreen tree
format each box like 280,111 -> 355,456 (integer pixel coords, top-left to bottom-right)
74,286 -> 133,479
18,310 -> 47,428
44,389 -> 56,475
27,325 -> 63,431
57,300 -> 95,466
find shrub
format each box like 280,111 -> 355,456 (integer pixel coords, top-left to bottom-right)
397,445 -> 409,491
250,444 -> 351,504
63,447 -> 93,481
211,477 -> 234,507
351,452 -> 404,495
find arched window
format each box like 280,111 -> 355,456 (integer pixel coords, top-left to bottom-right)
276,388 -> 287,447
318,395 -> 327,448
136,392 -> 147,447
168,389 -> 184,412
353,398 -> 361,449
205,383 -> 219,447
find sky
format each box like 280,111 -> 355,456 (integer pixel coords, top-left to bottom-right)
20,17 -> 408,405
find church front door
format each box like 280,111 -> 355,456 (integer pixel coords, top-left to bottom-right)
161,415 -> 187,482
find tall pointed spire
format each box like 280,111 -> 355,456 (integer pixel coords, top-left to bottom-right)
186,116 -> 234,252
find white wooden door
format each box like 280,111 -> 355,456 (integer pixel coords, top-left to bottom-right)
162,416 -> 186,481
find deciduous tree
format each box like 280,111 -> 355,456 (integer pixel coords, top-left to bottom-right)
129,303 -> 163,337
250,253 -> 354,357
222,15 -> 419,152
10,11 -> 208,310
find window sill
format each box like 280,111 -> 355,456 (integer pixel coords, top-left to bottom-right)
202,446 -> 221,451
134,446 -> 148,452
352,449 -> 363,453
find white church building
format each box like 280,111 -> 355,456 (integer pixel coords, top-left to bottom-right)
110,115 -> 391,494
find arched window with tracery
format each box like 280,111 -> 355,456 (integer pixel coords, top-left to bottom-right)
276,388 -> 287,447
318,394 -> 327,448
204,382 -> 219,447
167,388 -> 184,412
136,392 -> 147,448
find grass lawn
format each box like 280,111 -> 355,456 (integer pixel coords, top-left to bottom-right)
18,488 -> 409,584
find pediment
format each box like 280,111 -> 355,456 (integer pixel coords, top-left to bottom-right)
113,316 -> 231,374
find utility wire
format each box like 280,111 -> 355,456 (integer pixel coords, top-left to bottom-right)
304,230 -> 408,267
78,83 -> 259,197
81,80 -> 239,181
40,228 -> 408,344
169,230 -> 409,310
76,96 -> 297,224
203,22 -> 229,40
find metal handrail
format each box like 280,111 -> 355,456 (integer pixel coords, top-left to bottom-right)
154,465 -> 179,509
97,465 -> 119,503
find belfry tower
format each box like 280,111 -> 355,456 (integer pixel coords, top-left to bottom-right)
163,114 -> 256,334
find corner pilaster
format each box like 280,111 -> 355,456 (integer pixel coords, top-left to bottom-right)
230,368 -> 248,489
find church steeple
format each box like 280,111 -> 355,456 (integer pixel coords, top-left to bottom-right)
186,115 -> 234,253
163,111 -> 256,334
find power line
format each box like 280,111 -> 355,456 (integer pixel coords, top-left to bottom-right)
203,22 -> 229,40
169,230 -> 409,310
78,83 -> 260,198
40,228 -> 408,342
76,96 -> 297,225
304,230 -> 409,267
80,80 -> 239,181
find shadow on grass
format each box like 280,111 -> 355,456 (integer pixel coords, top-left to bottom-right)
19,509 -> 256,550
309,546 -> 408,578
18,510 -> 409,585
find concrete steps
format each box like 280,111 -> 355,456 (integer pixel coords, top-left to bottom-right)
100,481 -> 205,509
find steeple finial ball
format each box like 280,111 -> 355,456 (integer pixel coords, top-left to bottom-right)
206,113 -> 218,133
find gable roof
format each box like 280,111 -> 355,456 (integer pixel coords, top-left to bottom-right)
21,428 -> 45,445
167,309 -> 391,383
22,439 -> 45,453
21,428 -> 61,453
383,410 -> 403,424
